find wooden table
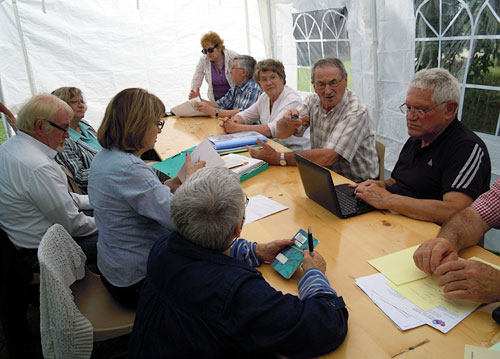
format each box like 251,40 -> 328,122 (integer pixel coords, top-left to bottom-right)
156,116 -> 500,358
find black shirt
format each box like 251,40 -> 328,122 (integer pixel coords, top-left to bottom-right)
389,118 -> 491,200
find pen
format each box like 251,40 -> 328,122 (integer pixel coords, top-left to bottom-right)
308,226 -> 313,254
291,115 -> 299,119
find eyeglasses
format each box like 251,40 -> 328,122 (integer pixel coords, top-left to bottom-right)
201,44 -> 218,54
259,74 -> 280,84
231,66 -> 245,71
399,101 -> 449,116
155,120 -> 165,130
245,194 -> 249,207
46,120 -> 69,134
314,76 -> 345,90
69,100 -> 86,105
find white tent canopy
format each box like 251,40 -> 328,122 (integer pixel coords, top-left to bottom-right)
1,0 -> 498,180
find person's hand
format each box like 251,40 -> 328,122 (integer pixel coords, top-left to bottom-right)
435,259 -> 500,303
282,109 -> 309,130
184,152 -> 206,179
189,88 -> 200,100
354,180 -> 391,209
247,139 -> 280,165
302,250 -> 327,274
255,239 -> 294,263
351,179 -> 385,189
413,237 -> 459,275
194,101 -> 213,115
220,117 -> 242,134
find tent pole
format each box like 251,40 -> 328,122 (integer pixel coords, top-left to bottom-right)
371,0 -> 381,131
267,0 -> 275,58
244,0 -> 251,54
12,0 -> 36,96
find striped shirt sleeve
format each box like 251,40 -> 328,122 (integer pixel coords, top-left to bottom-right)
298,268 -> 338,299
229,238 -> 261,267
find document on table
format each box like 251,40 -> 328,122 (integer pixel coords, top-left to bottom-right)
177,139 -> 224,182
244,195 -> 288,225
464,345 -> 500,358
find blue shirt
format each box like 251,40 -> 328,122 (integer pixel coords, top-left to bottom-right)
88,148 -> 175,287
216,79 -> 263,111
128,233 -> 348,358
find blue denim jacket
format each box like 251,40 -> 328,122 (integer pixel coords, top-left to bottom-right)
128,231 -> 348,359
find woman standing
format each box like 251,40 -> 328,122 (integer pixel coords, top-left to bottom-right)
88,88 -> 204,308
189,31 -> 238,101
52,87 -> 101,193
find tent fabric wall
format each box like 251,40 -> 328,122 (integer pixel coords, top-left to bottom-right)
0,0 -> 266,130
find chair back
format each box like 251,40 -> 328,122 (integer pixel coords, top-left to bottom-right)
375,140 -> 386,181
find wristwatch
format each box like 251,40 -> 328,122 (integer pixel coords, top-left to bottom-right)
279,152 -> 287,166
215,108 -> 220,118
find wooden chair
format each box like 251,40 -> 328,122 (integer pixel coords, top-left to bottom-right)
38,224 -> 135,358
375,140 -> 386,181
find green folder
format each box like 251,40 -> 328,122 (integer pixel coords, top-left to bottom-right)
152,146 -> 196,178
239,162 -> 268,182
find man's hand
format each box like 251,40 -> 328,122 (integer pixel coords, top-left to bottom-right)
413,237 -> 459,275
435,260 -> 500,303
184,152 -> 206,179
194,101 -> 214,116
275,109 -> 309,138
189,87 -> 200,100
255,239 -> 294,263
247,139 -> 280,165
354,180 -> 391,209
302,250 -> 327,274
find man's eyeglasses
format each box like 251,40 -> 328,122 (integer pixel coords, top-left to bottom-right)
47,120 -> 69,134
201,44 -> 218,54
155,120 -> 165,130
399,101 -> 449,116
69,100 -> 86,105
314,76 -> 345,90
230,67 -> 245,71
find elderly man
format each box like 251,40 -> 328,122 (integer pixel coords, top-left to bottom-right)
248,57 -> 378,182
355,68 -> 491,224
413,178 -> 500,303
0,94 -> 97,264
129,167 -> 348,359
194,55 -> 262,118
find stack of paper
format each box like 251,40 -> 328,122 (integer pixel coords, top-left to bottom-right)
222,153 -> 268,181
171,97 -> 209,117
356,245 -> 481,333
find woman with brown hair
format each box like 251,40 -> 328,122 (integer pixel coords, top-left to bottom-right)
189,31 -> 238,101
88,88 -> 204,308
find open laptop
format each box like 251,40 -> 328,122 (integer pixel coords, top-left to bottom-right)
294,153 -> 375,219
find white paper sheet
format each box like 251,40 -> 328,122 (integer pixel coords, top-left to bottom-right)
244,194 -> 288,225
177,139 -> 225,182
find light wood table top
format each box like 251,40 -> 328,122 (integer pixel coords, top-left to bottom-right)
156,116 -> 500,358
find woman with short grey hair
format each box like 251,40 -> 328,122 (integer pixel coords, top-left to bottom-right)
129,166 -> 349,359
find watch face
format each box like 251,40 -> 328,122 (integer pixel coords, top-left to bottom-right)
280,159 -> 287,166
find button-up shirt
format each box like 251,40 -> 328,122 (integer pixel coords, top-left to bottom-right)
216,78 -> 262,111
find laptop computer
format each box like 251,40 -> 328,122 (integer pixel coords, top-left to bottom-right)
294,153 -> 375,219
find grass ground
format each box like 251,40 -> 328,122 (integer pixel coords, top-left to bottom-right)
0,120 -> 7,144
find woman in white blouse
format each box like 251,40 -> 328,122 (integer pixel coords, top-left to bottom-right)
189,31 -> 238,101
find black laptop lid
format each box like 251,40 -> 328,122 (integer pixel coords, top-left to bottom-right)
294,153 -> 342,216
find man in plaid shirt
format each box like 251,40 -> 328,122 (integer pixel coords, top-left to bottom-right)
195,55 -> 262,118
413,178 -> 500,303
248,58 -> 379,183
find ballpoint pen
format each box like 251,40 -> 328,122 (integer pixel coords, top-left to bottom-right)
308,226 -> 313,254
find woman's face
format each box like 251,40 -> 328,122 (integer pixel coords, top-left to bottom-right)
142,119 -> 164,153
258,70 -> 285,101
68,94 -> 87,121
202,41 -> 222,63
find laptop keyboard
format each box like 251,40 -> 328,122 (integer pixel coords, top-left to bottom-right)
335,187 -> 365,213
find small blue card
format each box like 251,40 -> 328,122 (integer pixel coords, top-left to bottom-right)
271,229 -> 319,279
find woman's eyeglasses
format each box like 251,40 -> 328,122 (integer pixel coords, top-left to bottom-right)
201,44 -> 218,54
155,120 -> 165,130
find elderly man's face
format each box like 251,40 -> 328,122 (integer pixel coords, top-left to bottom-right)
405,87 -> 455,146
312,65 -> 347,112
43,107 -> 70,151
230,59 -> 247,86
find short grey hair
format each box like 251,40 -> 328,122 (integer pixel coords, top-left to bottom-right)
170,167 -> 245,251
234,55 -> 257,80
410,68 -> 461,106
17,94 -> 73,134
311,58 -> 347,83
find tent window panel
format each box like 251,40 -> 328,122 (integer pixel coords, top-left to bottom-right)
296,42 -> 311,67
462,88 -> 500,135
440,39 -> 470,83
467,39 -> 500,86
415,41 -> 439,70
309,42 -> 324,66
416,0 -> 440,38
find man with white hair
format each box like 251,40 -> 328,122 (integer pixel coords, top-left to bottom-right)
0,94 -> 97,265
355,68 -> 491,224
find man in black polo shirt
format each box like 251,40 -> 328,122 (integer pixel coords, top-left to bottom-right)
354,68 -> 490,224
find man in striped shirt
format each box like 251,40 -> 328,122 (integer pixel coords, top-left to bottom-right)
413,178 -> 500,303
355,68 -> 490,224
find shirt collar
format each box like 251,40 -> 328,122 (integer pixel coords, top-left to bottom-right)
17,130 -> 58,159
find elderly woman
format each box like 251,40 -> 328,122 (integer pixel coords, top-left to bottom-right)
189,31 -> 239,101
52,87 -> 101,193
221,58 -> 310,151
88,88 -> 203,308
128,166 -> 348,358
